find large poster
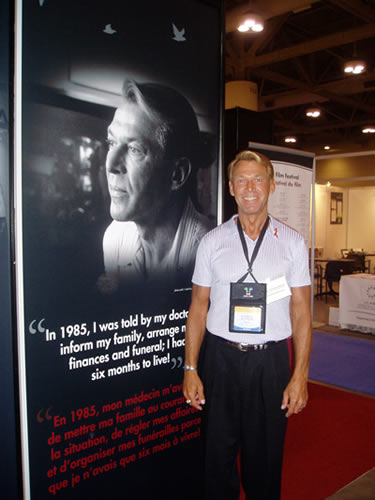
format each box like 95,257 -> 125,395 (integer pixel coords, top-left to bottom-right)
16,1 -> 222,499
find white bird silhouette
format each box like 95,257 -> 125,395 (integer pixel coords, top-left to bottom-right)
103,24 -> 117,35
172,23 -> 186,42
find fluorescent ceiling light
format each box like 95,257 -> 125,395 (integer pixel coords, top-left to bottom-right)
284,136 -> 297,143
244,19 -> 255,28
306,107 -> 321,118
238,14 -> 264,33
252,22 -> 264,32
238,24 -> 250,32
344,59 -> 366,74
362,126 -> 375,134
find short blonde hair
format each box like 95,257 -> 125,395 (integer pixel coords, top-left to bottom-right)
227,150 -> 274,181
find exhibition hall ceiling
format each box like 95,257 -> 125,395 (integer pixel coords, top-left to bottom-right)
225,0 -> 375,154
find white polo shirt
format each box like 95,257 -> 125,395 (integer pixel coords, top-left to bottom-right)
192,215 -> 311,344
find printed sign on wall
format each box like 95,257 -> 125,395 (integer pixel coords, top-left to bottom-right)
16,1 -> 222,498
249,142 -> 315,246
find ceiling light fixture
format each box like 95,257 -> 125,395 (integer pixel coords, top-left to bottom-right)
237,13 -> 264,33
324,145 -> 331,150
284,136 -> 297,143
362,126 -> 375,134
306,107 -> 321,118
344,59 -> 366,74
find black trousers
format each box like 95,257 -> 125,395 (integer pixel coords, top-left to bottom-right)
201,333 -> 290,500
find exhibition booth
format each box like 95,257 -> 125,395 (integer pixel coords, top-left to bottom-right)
1,2 -> 374,500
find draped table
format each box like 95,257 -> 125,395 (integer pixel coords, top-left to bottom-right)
339,273 -> 375,334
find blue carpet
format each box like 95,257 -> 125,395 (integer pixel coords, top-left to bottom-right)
309,331 -> 375,396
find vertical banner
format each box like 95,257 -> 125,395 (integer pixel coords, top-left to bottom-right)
16,1 -> 222,499
249,142 -> 315,246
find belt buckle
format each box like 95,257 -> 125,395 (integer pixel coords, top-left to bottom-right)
239,342 -> 249,352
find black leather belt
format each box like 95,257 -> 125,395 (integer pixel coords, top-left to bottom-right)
218,337 -> 285,352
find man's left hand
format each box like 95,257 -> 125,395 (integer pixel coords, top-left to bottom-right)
281,376 -> 309,418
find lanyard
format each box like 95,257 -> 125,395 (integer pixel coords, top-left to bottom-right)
236,216 -> 269,283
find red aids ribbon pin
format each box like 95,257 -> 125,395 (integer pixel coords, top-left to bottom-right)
274,228 -> 278,239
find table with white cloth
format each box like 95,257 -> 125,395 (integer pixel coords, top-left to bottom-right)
339,273 -> 375,334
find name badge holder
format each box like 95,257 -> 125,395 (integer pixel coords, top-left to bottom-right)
229,217 -> 269,334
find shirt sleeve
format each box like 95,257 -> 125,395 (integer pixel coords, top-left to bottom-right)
289,235 -> 311,288
191,235 -> 213,287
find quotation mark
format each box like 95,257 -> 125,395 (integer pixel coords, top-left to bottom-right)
29,319 -> 46,334
171,356 -> 183,369
37,408 -> 52,423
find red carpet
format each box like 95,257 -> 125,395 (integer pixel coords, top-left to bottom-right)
281,382 -> 375,499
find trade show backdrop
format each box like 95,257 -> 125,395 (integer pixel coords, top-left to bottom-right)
15,1 -> 222,499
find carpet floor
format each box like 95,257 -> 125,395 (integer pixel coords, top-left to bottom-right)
281,382 -> 375,499
309,331 -> 375,395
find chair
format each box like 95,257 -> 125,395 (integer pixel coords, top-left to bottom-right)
323,260 -> 354,301
314,263 -> 323,298
347,252 -> 369,273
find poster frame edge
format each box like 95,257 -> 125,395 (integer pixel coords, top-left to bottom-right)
14,0 -> 31,499
216,0 -> 224,225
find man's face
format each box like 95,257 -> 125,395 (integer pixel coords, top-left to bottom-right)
229,160 -> 275,218
106,102 -> 171,223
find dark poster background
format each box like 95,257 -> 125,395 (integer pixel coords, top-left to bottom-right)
223,108 -> 273,220
18,1 -> 222,498
1,1 -> 21,499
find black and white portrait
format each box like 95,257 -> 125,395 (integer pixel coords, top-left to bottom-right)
22,0 -> 220,307
101,80 -> 215,291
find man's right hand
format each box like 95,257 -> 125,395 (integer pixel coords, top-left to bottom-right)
183,371 -> 205,411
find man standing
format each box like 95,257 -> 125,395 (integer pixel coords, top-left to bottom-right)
102,80 -> 213,290
183,150 -> 312,499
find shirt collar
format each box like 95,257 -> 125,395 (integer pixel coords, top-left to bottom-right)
231,213 -> 273,240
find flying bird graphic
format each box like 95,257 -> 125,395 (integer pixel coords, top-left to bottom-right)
103,24 -> 117,35
172,23 -> 186,42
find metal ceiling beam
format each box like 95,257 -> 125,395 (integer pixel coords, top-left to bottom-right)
273,118 -> 375,135
243,23 -> 375,68
225,0 -> 319,33
252,68 -> 375,114
327,0 -> 375,23
247,14 -> 290,57
260,92 -> 328,110
259,70 -> 375,110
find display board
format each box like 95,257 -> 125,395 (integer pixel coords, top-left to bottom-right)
249,142 -> 315,246
339,274 -> 375,334
15,1 -> 222,499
